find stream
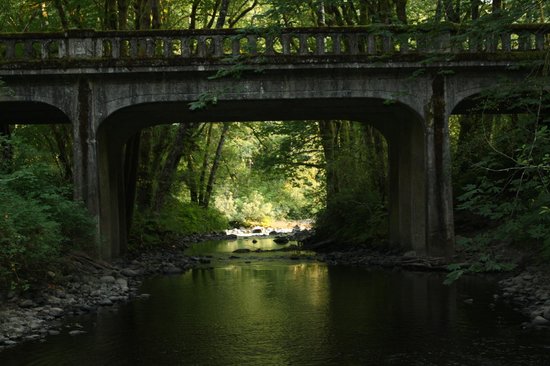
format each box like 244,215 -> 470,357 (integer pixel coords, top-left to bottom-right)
1,237 -> 550,365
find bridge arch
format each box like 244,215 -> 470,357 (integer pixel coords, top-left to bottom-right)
0,100 -> 71,125
95,97 -> 428,259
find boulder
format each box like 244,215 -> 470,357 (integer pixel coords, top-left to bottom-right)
100,276 -> 116,284
274,237 -> 290,245
233,248 -> 251,253
532,316 -> 550,326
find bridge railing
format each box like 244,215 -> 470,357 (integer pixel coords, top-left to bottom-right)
0,25 -> 548,62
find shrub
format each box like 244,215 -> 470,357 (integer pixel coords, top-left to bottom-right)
129,197 -> 228,251
0,137 -> 95,290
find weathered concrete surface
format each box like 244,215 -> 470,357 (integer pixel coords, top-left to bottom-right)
0,55 -> 541,259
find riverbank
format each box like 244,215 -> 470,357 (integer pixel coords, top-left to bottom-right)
313,245 -> 550,328
0,239 -> 220,351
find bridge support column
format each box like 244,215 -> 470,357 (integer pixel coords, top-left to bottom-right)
387,116 -> 427,255
72,78 -> 127,260
424,75 -> 455,257
97,127 -> 128,260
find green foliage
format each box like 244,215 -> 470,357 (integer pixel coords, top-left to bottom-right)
0,136 -> 95,290
129,197 -> 228,251
315,187 -> 388,247
444,250 -> 517,285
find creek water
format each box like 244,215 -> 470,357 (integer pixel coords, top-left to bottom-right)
1,237 -> 550,366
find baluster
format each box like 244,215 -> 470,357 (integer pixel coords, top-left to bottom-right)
347,34 -> 359,55
163,37 -> 172,57
485,33 -> 497,52
196,36 -> 206,57
94,38 -> 103,57
501,32 -> 511,51
382,34 -> 392,53
536,32 -> 545,51
231,36 -> 240,56
367,34 -> 375,54
130,39 -> 138,57
24,40 -> 34,59
333,34 -> 341,54
112,38 -> 121,58
315,34 -> 325,55
40,41 -> 49,60
437,31 -> 451,53
265,35 -> 275,56
518,32 -> 530,51
58,39 -> 67,58
298,34 -> 308,55
399,35 -> 409,54
181,37 -> 190,57
282,34 -> 291,55
247,35 -> 257,55
146,38 -> 155,57
213,36 -> 224,57
5,40 -> 15,59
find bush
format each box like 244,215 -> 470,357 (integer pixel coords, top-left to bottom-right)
129,198 -> 228,251
314,188 -> 388,248
0,137 -> 95,290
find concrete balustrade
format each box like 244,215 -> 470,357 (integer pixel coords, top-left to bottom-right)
0,24 -> 548,62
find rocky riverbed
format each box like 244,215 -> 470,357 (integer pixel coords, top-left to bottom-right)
0,246 -> 217,351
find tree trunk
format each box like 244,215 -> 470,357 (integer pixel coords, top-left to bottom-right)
136,128 -> 153,210
151,0 -> 161,29
198,123 -> 214,204
53,0 -> 69,30
189,0 -> 200,29
394,0 -> 408,24
471,0 -> 481,20
124,131 -> 141,232
444,0 -> 460,22
153,123 -> 189,211
186,155 -> 199,204
215,0 -> 230,29
318,120 -> 341,204
202,123 -> 230,208
51,124 -> 73,182
118,0 -> 129,29
104,0 -> 118,29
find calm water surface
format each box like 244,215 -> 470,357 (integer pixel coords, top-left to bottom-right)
1,237 -> 549,365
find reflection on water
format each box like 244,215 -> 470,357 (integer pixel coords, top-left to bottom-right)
1,239 -> 549,366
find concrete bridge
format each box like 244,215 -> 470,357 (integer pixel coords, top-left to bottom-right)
0,24 -> 548,260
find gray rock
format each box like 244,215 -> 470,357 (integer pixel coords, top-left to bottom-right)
100,275 -> 116,284
68,330 -> 86,336
47,296 -> 62,305
48,330 -> 60,336
19,299 -> 35,308
163,265 -> 182,274
532,316 -> 550,326
99,299 -> 113,306
121,268 -> 139,277
49,308 -> 64,317
544,307 -> 550,320
116,278 -> 128,289
23,334 -> 41,341
4,340 -> 17,346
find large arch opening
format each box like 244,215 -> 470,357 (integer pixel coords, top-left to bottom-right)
96,97 -> 427,259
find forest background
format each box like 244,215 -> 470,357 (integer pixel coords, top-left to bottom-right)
0,0 -> 549,289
